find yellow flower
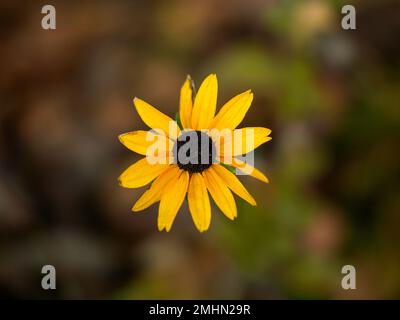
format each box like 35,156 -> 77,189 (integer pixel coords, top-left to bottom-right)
118,74 -> 271,232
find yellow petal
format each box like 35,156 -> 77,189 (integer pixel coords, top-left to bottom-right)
202,168 -> 237,220
228,158 -> 269,183
132,165 -> 181,211
119,130 -> 163,155
191,74 -> 218,130
219,127 -> 272,156
118,158 -> 169,188
188,173 -> 211,232
210,90 -> 253,130
133,97 -> 180,139
179,76 -> 193,129
212,164 -> 256,206
158,170 -> 189,232
144,133 -> 174,165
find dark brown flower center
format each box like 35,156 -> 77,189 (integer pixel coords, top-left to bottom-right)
174,130 -> 216,173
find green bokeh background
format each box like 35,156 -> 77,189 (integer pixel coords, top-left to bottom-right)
0,0 -> 399,299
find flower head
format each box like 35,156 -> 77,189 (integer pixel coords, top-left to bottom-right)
118,74 -> 271,232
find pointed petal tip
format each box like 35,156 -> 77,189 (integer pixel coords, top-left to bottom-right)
117,177 -> 129,188
198,223 -> 211,233
254,171 -> 270,183
117,133 -> 131,144
131,204 -> 141,212
261,136 -> 272,145
133,97 -> 140,108
249,199 -> 257,206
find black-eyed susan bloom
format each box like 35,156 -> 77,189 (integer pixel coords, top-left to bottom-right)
118,74 -> 271,232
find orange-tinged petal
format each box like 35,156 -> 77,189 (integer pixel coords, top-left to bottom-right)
133,97 -> 180,139
119,130 -> 172,156
145,133 -> 174,165
228,158 -> 269,183
219,127 -> 271,156
188,173 -> 211,232
202,168 -> 237,220
210,90 -> 253,130
132,165 -> 181,211
191,74 -> 218,130
118,158 -> 169,188
212,164 -> 256,206
179,76 -> 194,129
158,170 -> 189,232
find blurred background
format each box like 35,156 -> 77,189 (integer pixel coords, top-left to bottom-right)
0,0 -> 399,299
